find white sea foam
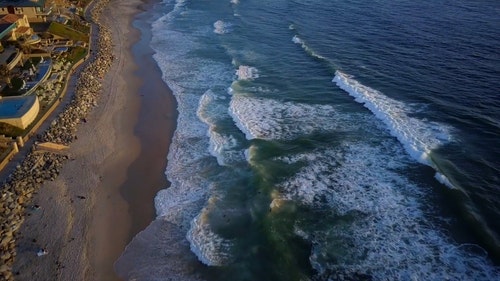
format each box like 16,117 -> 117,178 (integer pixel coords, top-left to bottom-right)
197,90 -> 245,166
130,0 -> 497,279
152,36 -> 233,172
292,35 -> 326,60
150,7 -> 248,268
292,35 -> 302,45
229,95 -> 348,140
187,210 -> 234,266
236,65 -> 259,80
244,146 -> 253,162
333,70 -> 452,167
154,94 -> 214,228
435,172 -> 456,189
214,20 -> 232,34
147,0 -> 212,231
207,130 -> 244,165
278,142 -> 414,215
197,90 -> 227,126
276,152 -> 321,165
176,94 -> 210,138
155,184 -> 207,229
277,142 -> 499,280
155,115 -> 212,229
151,4 -> 227,236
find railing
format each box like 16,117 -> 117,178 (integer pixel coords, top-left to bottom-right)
6,51 -> 22,71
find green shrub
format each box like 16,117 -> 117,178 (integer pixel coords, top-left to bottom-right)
68,46 -> 88,63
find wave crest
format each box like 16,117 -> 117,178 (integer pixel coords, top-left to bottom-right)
333,70 -> 452,165
187,211 -> 234,266
236,65 -> 259,80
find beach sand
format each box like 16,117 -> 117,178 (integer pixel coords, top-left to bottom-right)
12,0 -> 176,280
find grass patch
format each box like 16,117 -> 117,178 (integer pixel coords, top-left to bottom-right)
68,46 -> 88,63
67,20 -> 90,34
48,22 -> 89,42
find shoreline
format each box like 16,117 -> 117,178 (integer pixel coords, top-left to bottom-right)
121,0 -> 177,240
0,0 -> 176,280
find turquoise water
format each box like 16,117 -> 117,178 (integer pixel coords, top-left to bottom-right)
117,0 -> 500,280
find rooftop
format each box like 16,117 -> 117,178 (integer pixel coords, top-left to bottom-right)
0,14 -> 24,24
15,26 -> 30,34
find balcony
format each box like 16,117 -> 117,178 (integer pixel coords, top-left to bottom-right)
0,46 -> 22,71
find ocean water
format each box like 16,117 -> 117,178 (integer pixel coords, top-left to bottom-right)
116,0 -> 500,280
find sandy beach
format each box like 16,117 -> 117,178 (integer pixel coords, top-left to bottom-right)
10,0 -> 176,280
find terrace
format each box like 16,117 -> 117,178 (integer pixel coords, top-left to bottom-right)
0,95 -> 39,129
0,45 -> 22,70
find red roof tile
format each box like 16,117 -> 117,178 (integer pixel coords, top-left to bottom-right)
0,14 -> 23,24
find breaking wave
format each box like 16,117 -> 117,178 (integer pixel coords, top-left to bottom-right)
333,70 -> 457,189
229,95 -> 347,140
275,143 -> 500,280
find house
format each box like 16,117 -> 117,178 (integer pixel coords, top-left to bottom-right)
0,14 -> 32,41
0,0 -> 52,23
0,14 -> 34,73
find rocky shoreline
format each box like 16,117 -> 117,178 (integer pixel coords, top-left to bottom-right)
0,0 -> 113,279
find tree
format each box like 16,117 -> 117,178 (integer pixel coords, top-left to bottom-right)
0,64 -> 13,88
